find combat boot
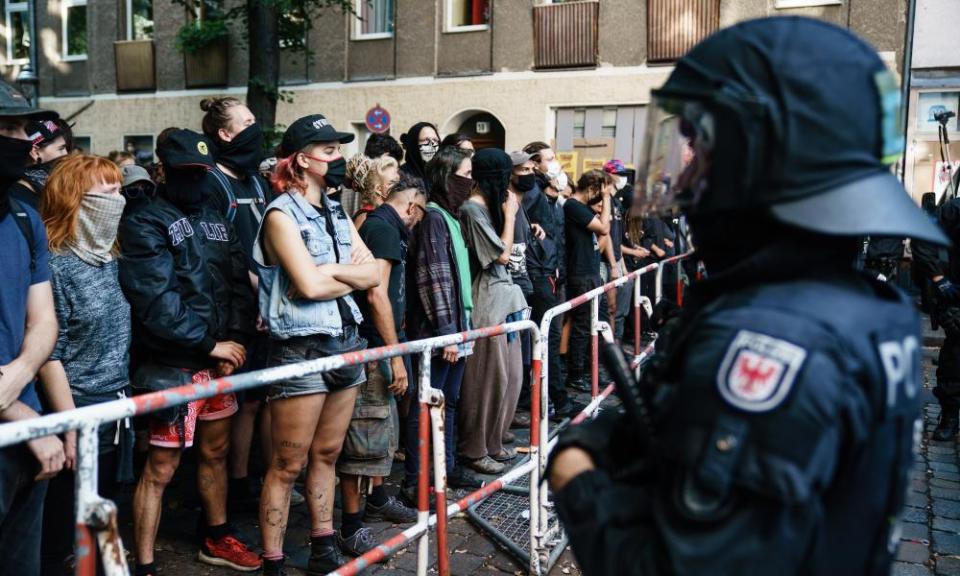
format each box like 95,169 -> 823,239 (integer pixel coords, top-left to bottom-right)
934,409 -> 960,441
306,535 -> 345,575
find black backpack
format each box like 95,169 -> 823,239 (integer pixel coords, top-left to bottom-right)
8,197 -> 36,273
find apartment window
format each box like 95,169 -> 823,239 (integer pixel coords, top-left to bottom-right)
73,136 -> 91,153
123,134 -> 154,164
572,109 -> 585,138
126,0 -> 154,40
189,0 -> 222,22
5,2 -> 29,64
354,0 -> 393,39
601,108 -> 617,138
62,0 -> 88,61
647,0 -> 719,63
446,0 -> 489,32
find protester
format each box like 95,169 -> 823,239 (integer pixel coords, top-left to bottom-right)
37,154 -> 134,573
10,118 -> 73,209
563,170 -> 611,392
199,96 -> 276,511
457,149 -> 528,474
254,114 -> 380,575
0,82 -> 62,575
336,173 -> 424,556
364,133 -> 404,162
403,145 -> 475,497
120,164 -> 158,216
398,122 -> 439,188
109,150 -> 137,167
440,133 -> 475,156
120,129 -> 259,576
346,154 -> 399,228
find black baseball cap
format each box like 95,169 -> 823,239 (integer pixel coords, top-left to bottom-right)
0,80 -> 57,121
278,114 -> 354,157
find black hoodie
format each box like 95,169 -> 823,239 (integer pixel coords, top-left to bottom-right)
118,129 -> 255,370
399,121 -> 438,191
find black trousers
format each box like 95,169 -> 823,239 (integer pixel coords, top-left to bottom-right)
566,275 -> 608,380
936,332 -> 960,410
518,275 -> 570,410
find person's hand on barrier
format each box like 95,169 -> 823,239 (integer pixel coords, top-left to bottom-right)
664,238 -> 674,249
442,345 -> 459,364
937,278 -> 960,302
217,360 -> 237,377
210,341 -> 246,368
27,434 -> 65,480
549,447 -> 596,491
63,430 -> 77,471
531,223 -> 546,241
610,264 -> 622,280
0,360 -> 32,412
389,356 -> 408,396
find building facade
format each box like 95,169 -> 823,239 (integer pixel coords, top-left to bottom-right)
2,0 -> 906,176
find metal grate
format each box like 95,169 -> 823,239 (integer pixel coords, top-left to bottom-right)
647,0 -> 720,63
474,492 -> 532,549
533,1 -> 599,70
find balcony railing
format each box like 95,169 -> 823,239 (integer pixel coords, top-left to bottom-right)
647,0 -> 720,63
533,0 -> 599,70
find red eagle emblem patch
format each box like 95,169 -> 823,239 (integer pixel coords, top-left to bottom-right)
717,331 -> 807,412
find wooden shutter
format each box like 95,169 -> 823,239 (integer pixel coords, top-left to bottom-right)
647,0 -> 720,63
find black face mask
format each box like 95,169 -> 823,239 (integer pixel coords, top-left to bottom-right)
322,157 -> 347,189
216,123 -> 264,173
0,134 -> 33,217
513,173 -> 536,193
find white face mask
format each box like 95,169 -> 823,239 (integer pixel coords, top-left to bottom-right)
616,176 -> 627,190
419,143 -> 438,162
555,171 -> 568,192
546,160 -> 562,180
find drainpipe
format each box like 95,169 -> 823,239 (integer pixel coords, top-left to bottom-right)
900,0 -> 917,183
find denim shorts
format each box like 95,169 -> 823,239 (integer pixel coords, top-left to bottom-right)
266,324 -> 367,400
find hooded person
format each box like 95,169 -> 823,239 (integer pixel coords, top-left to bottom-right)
398,121 -> 440,190
118,128 -> 260,576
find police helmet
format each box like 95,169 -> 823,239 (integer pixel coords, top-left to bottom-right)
637,16 -> 947,246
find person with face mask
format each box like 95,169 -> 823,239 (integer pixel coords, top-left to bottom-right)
346,153 -> 400,229
9,118 -> 72,210
120,129 -> 260,576
336,173 -> 425,557
255,114 -> 380,576
401,146 -> 476,501
456,149 -> 530,475
35,154 -> 134,574
399,121 -> 440,190
200,96 -> 277,513
0,81 -> 63,576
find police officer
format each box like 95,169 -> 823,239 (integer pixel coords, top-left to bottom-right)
914,194 -> 960,440
548,17 -> 947,575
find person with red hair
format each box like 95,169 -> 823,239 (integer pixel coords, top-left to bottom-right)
36,153 -> 132,572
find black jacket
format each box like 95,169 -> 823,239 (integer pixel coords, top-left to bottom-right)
119,130 -> 255,370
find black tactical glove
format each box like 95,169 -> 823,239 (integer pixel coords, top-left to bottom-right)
941,305 -> 960,337
548,407 -> 647,481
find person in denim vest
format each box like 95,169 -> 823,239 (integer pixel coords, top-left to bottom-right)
255,114 -> 380,576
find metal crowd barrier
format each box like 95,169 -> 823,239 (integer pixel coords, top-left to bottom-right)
0,252 -> 694,576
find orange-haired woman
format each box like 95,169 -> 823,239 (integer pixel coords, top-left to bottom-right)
36,153 -> 133,573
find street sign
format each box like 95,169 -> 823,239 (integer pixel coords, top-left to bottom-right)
365,103 -> 391,134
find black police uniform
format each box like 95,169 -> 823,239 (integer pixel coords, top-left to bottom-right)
914,197 -> 960,437
549,16 -> 948,576
554,242 -> 922,575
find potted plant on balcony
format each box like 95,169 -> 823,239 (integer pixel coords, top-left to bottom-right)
177,17 -> 229,87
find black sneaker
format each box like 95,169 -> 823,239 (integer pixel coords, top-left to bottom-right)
447,467 -> 483,489
337,526 -> 377,557
365,496 -> 418,524
306,538 -> 345,575
261,557 -> 287,576
567,376 -> 593,393
551,400 -> 588,421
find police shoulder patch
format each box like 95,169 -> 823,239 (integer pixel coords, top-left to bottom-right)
716,330 -> 807,413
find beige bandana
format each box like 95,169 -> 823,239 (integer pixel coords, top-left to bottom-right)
69,192 -> 126,265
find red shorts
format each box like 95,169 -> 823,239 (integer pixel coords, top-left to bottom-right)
148,369 -> 238,448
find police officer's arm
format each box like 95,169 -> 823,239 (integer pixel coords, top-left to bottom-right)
553,314 -> 849,575
118,213 -> 218,354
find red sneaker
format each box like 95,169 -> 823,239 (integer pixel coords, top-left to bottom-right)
198,535 -> 262,572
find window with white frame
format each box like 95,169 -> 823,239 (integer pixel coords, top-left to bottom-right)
354,0 -> 393,39
5,2 -> 29,64
62,0 -> 88,61
446,0 -> 489,32
126,0 -> 154,40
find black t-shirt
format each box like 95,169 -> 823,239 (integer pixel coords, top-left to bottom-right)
508,206 -> 534,295
311,199 -> 357,326
221,172 -> 270,272
564,198 -> 600,278
355,207 -> 408,346
610,197 -> 624,262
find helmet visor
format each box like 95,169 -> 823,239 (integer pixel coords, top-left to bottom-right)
636,95 -> 715,217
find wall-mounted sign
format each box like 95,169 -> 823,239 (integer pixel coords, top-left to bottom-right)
475,121 -> 490,134
365,103 -> 391,134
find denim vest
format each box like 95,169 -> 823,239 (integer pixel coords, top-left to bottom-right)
254,191 -> 363,339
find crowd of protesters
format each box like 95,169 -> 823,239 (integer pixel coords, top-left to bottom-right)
0,83 -> 687,576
